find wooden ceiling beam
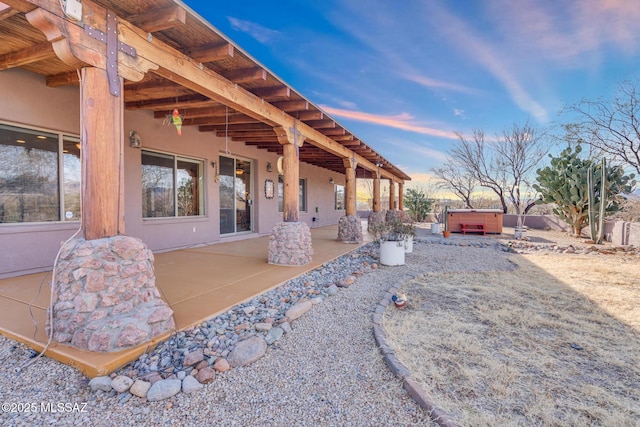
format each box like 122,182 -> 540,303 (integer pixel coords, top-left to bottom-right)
125,94 -> 213,110
182,114 -> 258,126
296,110 -> 324,121
46,71 -> 80,87
0,3 -> 20,21
304,119 -> 336,129
0,0 -> 35,14
224,67 -> 267,84
186,42 -> 234,63
252,86 -> 290,99
0,42 -> 55,70
271,100 -> 309,112
153,105 -> 229,119
127,4 -> 187,33
332,135 -> 355,142
320,128 -> 346,136
216,130 -> 277,137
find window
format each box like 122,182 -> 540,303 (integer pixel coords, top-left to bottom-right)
335,184 -> 345,210
141,150 -> 204,218
278,176 -> 307,212
0,123 -> 80,223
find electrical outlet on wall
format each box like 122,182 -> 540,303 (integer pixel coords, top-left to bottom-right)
64,0 -> 83,21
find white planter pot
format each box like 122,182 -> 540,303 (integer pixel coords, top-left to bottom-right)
514,227 -> 527,239
431,223 -> 441,234
404,236 -> 414,253
380,240 -> 406,266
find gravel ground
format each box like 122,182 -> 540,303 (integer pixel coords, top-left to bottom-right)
0,225 -> 611,427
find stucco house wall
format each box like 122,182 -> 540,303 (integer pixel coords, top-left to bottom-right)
0,69 -> 347,278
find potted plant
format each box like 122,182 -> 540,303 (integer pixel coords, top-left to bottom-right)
442,206 -> 451,238
370,218 -> 408,266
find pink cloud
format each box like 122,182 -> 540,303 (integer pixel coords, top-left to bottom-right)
405,73 -> 477,94
320,106 -> 458,139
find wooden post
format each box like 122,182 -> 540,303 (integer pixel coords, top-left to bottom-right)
398,182 -> 404,211
372,171 -> 381,213
80,67 -> 124,240
275,125 -> 305,222
389,180 -> 396,210
343,157 -> 357,217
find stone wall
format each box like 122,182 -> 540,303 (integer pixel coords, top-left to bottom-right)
268,222 -> 313,266
48,236 -> 175,352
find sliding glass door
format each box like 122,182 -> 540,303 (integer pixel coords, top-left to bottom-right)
219,155 -> 252,234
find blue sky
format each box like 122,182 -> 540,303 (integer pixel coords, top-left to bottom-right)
185,0 -> 640,186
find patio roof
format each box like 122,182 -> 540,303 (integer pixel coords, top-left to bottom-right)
0,0 -> 411,181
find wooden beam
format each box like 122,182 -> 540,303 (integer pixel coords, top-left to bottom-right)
272,100 -> 309,112
183,114 -> 258,126
216,130 -> 277,137
127,4 -> 187,33
296,110 -> 324,121
304,119 -> 336,129
46,71 -> 80,87
153,105 -> 229,119
186,42 -> 234,63
0,3 -> 20,21
125,94 -> 212,110
0,0 -> 35,14
224,67 -> 267,84
252,85 -> 290,99
320,128 -> 346,136
332,135 -> 355,142
0,42 -> 55,70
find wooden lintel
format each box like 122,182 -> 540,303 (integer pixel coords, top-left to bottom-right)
127,4 -> 187,33
186,42 -> 234,62
0,42 -> 56,70
253,85 -> 290,99
225,67 -> 267,83
46,71 -> 80,87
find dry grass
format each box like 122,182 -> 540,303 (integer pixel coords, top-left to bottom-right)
383,250 -> 640,426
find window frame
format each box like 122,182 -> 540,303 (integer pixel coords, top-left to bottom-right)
334,184 -> 346,210
0,121 -> 81,225
277,176 -> 307,212
141,149 -> 205,219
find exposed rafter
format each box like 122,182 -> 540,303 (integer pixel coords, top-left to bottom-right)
127,4 -> 186,33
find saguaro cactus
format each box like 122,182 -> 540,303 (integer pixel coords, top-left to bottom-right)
587,158 -> 608,244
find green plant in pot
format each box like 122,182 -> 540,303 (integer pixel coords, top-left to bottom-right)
370,217 -> 410,266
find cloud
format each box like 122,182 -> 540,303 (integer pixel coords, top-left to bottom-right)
227,17 -> 279,44
453,109 -> 465,117
426,2 -> 549,122
319,106 -> 458,139
404,73 -> 477,94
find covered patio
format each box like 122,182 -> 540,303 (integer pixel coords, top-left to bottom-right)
0,224 -> 373,377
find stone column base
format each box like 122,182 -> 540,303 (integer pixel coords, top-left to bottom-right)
47,235 -> 175,353
337,215 -> 363,243
367,211 -> 386,232
268,222 -> 313,266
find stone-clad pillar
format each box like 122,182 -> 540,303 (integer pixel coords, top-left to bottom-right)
337,157 -> 362,243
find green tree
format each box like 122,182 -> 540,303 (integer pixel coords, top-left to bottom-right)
533,145 -> 636,236
403,188 -> 434,222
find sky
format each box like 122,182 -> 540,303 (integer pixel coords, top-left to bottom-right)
184,0 -> 640,188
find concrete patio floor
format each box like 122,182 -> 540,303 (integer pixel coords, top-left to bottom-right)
0,224 -> 372,377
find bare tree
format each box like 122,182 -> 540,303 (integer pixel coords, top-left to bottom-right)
449,122 -> 549,214
431,162 -> 477,208
566,80 -> 640,176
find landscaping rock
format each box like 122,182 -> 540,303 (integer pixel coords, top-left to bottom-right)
183,349 -> 204,366
181,375 -> 203,394
111,375 -> 133,393
228,336 -> 267,367
195,367 -> 216,384
285,300 -> 312,321
89,376 -> 112,392
146,379 -> 182,402
129,380 -> 151,398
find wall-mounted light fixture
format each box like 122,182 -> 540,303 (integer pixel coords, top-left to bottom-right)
129,130 -> 142,148
329,177 -> 334,184
266,162 -> 272,172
